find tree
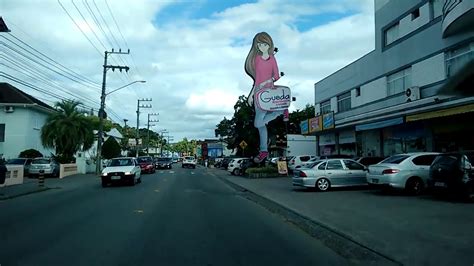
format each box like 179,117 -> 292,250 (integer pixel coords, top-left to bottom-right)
102,137 -> 122,159
41,100 -> 94,163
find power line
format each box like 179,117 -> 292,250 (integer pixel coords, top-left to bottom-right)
5,33 -> 101,87
1,40 -> 101,91
91,0 -> 121,51
82,0 -> 114,49
1,35 -> 101,90
71,0 -> 107,50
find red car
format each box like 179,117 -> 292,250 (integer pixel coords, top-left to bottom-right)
137,156 -> 155,174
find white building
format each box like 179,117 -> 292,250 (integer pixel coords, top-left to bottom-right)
310,0 -> 474,157
0,82 -> 56,159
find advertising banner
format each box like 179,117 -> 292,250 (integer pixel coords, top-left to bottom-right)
309,116 -> 322,133
322,112 -> 335,130
256,86 -> 292,111
300,119 -> 309,134
277,160 -> 288,175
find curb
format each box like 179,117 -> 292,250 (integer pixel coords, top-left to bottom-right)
215,173 -> 402,265
0,187 -> 51,200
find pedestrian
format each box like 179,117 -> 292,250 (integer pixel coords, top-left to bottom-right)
245,32 -> 289,163
0,157 -> 7,185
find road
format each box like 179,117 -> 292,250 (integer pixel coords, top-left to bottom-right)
0,165 -> 347,266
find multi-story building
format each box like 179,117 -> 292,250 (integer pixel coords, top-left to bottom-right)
311,0 -> 474,157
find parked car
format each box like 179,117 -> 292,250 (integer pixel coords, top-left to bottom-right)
101,157 -> 141,187
292,159 -> 368,191
227,158 -> 249,175
354,156 -> 385,166
367,152 -> 440,195
319,154 -> 353,159
137,156 -> 155,174
182,156 -> 197,168
218,157 -> 233,169
427,151 -> 474,201
28,157 -> 60,177
288,155 -> 318,171
5,158 -> 33,176
155,157 -> 173,169
239,159 -> 258,175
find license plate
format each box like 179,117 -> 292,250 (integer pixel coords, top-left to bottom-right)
434,182 -> 446,187
111,175 -> 121,180
371,178 -> 379,184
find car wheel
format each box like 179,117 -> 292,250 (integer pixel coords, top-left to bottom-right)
138,177 -> 142,184
233,168 -> 240,176
316,178 -> 330,191
129,177 -> 136,186
464,184 -> 474,202
406,177 -> 424,195
101,180 -> 108,188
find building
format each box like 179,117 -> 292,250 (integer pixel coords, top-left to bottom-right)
310,0 -> 474,157
0,82 -> 56,159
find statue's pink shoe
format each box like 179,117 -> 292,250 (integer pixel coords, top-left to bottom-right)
254,151 -> 269,163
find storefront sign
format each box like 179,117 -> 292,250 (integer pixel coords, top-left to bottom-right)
319,133 -> 336,146
309,116 -> 322,133
300,120 -> 309,134
322,112 -> 335,129
339,130 -> 356,144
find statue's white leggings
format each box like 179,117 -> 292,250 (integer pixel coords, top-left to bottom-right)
254,105 -> 283,152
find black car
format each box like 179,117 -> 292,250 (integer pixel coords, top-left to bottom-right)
428,151 -> 474,201
354,156 -> 385,166
155,157 -> 173,169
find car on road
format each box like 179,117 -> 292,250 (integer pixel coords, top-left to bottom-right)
182,156 -> 197,168
366,152 -> 440,195
427,151 -> 474,201
292,159 -> 368,191
137,156 -> 155,174
28,157 -> 60,177
155,157 -> 173,169
5,158 -> 33,176
101,157 -> 141,187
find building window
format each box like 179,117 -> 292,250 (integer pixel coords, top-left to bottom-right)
385,23 -> 399,46
337,92 -> 351,113
355,87 -> 361,97
446,42 -> 474,77
387,68 -> 412,96
411,9 -> 420,20
320,100 -> 331,114
430,0 -> 443,18
0,124 -> 5,142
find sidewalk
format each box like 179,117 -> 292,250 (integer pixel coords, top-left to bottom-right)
0,178 -> 50,200
210,168 -> 474,266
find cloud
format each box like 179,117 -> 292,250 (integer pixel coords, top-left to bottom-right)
2,0 -> 375,142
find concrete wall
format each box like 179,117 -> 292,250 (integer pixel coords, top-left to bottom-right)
0,165 -> 24,187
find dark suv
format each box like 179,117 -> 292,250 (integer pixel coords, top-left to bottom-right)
155,157 -> 173,169
428,151 -> 474,201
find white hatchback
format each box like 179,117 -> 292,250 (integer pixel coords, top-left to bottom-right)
227,158 -> 249,175
288,155 -> 318,171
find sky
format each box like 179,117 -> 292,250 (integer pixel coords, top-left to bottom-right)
1,0 -> 375,142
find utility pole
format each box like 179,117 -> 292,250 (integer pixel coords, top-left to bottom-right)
123,119 -> 128,127
159,130 -> 168,157
96,49 -> 130,174
136,98 -> 152,157
147,113 -> 159,155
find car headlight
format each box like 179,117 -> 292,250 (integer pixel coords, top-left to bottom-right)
101,172 -> 108,176
125,172 -> 132,175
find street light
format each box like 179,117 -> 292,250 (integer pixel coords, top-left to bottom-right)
96,80 -> 146,174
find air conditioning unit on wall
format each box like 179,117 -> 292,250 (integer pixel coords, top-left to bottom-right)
405,86 -> 420,102
4,106 -> 14,113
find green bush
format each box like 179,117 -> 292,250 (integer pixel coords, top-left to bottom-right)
18,149 -> 43,158
246,166 -> 278,174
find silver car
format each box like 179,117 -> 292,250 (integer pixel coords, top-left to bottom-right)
292,159 -> 368,191
28,157 -> 60,177
366,152 -> 439,195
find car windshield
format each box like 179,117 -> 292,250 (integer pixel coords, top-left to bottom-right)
157,158 -> 172,162
380,155 -> 410,164
184,157 -> 194,160
109,159 -> 133,167
32,159 -> 50,164
6,158 -> 26,164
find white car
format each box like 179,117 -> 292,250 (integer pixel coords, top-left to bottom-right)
367,152 -> 440,195
288,155 -> 318,171
101,157 -> 141,187
182,156 -> 197,168
227,158 -> 249,175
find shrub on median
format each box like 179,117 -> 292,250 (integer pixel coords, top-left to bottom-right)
246,166 -> 278,174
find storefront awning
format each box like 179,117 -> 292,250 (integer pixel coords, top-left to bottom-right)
406,103 -> 474,122
355,117 -> 404,131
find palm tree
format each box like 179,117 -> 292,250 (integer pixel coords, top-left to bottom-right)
41,100 -> 94,163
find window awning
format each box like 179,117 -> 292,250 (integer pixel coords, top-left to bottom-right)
406,103 -> 474,122
355,117 -> 404,131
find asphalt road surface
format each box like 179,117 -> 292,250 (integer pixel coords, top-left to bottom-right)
0,165 -> 348,266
